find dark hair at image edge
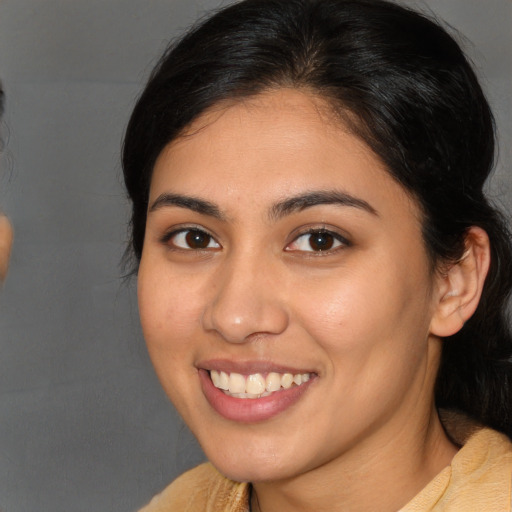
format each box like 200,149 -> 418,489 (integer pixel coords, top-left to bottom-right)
122,0 -> 512,437
0,82 -> 4,118
0,82 -> 5,153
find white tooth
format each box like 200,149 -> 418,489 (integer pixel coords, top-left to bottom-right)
246,374 -> 265,395
281,373 -> 294,389
219,371 -> 230,390
229,372 -> 246,393
302,373 -> 310,382
266,372 -> 281,392
210,370 -> 220,387
293,374 -> 302,385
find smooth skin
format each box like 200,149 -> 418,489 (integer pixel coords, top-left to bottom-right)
138,89 -> 490,512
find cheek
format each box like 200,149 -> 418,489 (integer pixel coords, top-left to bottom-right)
293,268 -> 433,431
137,260 -> 204,361
294,256 -> 432,368
137,262 -> 207,414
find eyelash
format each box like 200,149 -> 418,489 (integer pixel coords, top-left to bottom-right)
160,226 -> 351,253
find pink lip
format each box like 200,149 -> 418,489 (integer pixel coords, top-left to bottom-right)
198,367 -> 316,423
198,358 -> 312,375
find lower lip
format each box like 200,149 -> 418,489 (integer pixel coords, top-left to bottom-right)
199,369 -> 315,423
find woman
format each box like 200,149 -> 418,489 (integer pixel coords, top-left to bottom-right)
0,82 -> 13,282
123,0 -> 512,510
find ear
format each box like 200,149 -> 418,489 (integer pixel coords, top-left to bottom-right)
429,226 -> 490,337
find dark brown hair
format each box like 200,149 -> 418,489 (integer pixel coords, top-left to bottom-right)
122,0 -> 512,437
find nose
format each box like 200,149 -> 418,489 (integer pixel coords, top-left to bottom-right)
201,252 -> 289,343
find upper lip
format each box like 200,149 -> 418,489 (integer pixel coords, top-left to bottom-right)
197,359 -> 315,375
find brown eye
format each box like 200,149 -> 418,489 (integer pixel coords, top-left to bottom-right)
308,232 -> 335,251
185,230 -> 212,249
286,229 -> 348,253
169,229 -> 221,250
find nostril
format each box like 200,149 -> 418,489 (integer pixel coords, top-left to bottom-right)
201,294 -> 289,344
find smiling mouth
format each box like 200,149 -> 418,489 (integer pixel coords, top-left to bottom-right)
209,370 -> 312,399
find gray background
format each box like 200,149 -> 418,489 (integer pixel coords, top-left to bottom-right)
0,1 -> 510,511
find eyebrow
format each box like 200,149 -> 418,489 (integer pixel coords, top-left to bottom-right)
269,190 -> 378,220
149,193 -> 226,220
148,189 -> 378,221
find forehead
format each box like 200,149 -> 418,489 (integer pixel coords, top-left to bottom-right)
150,88 -> 419,221
184,88 -> 345,136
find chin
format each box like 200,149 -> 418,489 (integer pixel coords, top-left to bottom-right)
209,456 -> 291,484
199,433 -> 305,484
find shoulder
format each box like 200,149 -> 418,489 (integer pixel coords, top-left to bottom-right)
138,462 -> 250,512
403,422 -> 512,511
446,426 -> 512,505
444,411 -> 512,494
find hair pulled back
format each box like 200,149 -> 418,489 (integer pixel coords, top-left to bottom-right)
122,0 -> 512,437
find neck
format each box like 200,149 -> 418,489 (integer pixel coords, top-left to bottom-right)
251,406 -> 458,512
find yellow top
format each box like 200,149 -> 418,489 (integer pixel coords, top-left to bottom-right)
400,415 -> 512,511
139,417 -> 512,512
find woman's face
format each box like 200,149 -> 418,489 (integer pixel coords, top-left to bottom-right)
138,89 -> 444,483
0,214 -> 12,282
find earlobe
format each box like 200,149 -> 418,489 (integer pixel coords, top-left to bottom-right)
429,227 -> 490,338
